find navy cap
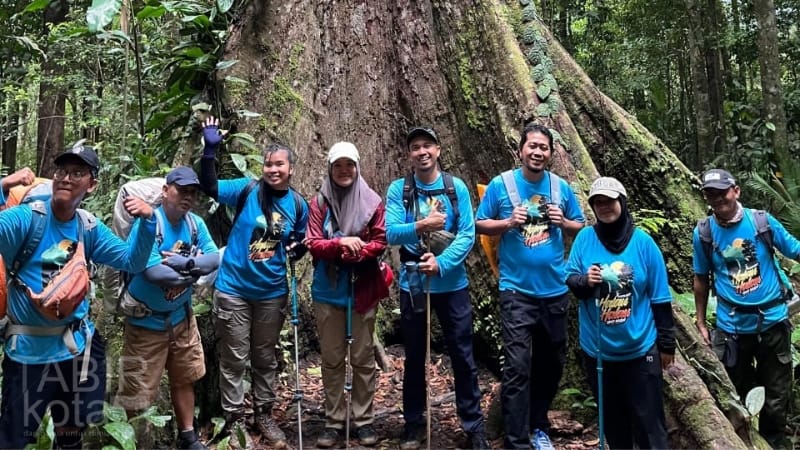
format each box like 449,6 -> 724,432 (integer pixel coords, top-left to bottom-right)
406,127 -> 439,147
55,140 -> 100,177
701,169 -> 736,190
166,166 -> 201,186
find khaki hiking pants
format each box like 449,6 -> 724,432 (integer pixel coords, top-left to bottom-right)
314,301 -> 377,429
213,291 -> 287,417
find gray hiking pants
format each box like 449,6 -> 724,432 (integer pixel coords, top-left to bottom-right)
213,291 -> 287,417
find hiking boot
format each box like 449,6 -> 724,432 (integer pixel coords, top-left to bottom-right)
227,417 -> 252,450
467,431 -> 489,450
531,429 -> 554,450
176,429 -> 208,450
399,422 -> 425,450
355,424 -> 378,446
316,427 -> 341,448
254,410 -> 287,444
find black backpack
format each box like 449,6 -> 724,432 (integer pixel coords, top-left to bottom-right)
401,171 -> 460,232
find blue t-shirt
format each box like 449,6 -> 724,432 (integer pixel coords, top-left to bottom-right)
476,169 -> 585,297
214,178 -> 308,300
693,209 -> 800,333
311,210 -> 353,307
0,202 -> 156,363
566,227 -> 672,361
385,173 -> 475,294
127,208 -> 218,331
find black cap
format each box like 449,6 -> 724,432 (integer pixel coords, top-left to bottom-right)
166,166 -> 201,186
406,127 -> 439,147
54,141 -> 100,177
701,169 -> 736,190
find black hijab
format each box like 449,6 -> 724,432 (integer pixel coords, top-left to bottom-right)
591,196 -> 635,254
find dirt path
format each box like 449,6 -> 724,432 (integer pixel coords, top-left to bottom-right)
215,345 -> 602,449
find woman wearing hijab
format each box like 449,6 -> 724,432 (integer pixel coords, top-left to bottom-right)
565,177 -> 675,449
305,142 -> 388,448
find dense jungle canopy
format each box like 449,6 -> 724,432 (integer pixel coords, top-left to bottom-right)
2,0 -> 800,448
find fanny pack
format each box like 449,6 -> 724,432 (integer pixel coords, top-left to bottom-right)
22,241 -> 90,321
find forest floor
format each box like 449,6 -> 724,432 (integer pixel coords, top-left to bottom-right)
214,345 -> 600,449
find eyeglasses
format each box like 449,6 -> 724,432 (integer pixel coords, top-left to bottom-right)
54,168 -> 91,181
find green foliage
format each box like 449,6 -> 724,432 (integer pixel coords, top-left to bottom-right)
560,387 -> 597,409
633,208 -> 668,235
521,25 -> 537,45
24,410 -> 54,450
530,64 -> 547,82
521,3 -> 537,22
745,164 -> 800,237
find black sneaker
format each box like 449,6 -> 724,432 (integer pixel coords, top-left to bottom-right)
467,431 -> 490,450
356,424 -> 378,446
176,429 -> 208,450
399,423 -> 425,450
316,427 -> 340,448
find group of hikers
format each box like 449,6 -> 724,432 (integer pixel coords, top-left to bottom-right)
0,119 -> 798,450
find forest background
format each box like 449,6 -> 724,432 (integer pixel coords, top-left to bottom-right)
2,0 -> 800,448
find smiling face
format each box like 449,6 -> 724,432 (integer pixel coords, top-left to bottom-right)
51,158 -> 97,209
703,186 -> 740,220
591,195 -> 622,223
518,131 -> 552,175
331,158 -> 357,188
262,149 -> 293,190
408,137 -> 440,174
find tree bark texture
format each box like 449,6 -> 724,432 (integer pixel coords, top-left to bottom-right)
35,0 -> 69,178
753,0 -> 791,172
683,0 -> 715,169
208,1 -> 752,446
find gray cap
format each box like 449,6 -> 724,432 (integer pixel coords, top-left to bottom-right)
589,177 -> 627,200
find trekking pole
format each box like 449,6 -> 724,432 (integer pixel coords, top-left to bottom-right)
289,253 -> 304,449
594,278 -> 605,450
345,270 -> 355,450
425,273 -> 432,450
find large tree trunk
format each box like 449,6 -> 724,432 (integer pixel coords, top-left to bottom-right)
206,1 -> 758,446
35,0 -> 69,177
753,0 -> 791,171
684,0 -> 716,168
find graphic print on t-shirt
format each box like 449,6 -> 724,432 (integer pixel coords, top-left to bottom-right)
249,211 -> 286,261
40,239 -> 78,289
721,238 -> 761,295
414,196 -> 445,254
597,261 -> 634,325
520,194 -> 551,248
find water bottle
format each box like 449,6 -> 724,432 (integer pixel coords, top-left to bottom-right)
404,261 -> 426,313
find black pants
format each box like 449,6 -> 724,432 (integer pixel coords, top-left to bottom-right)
500,291 -> 568,449
712,320 -> 792,447
582,344 -> 668,450
399,288 -> 484,433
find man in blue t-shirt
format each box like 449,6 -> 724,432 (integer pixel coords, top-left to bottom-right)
475,123 -> 585,450
0,144 -> 156,449
115,167 -> 219,450
693,168 -> 800,449
386,127 -> 488,450
199,117 -> 308,447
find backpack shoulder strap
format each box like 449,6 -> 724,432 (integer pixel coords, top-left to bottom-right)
233,179 -> 259,225
441,171 -> 461,231
548,171 -> 561,206
185,213 -> 199,246
153,208 -> 166,247
76,209 -> 97,233
697,217 -> 713,262
752,209 -> 774,254
500,169 -> 521,207
292,189 -> 307,226
10,202 -> 48,279
402,172 -> 416,212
